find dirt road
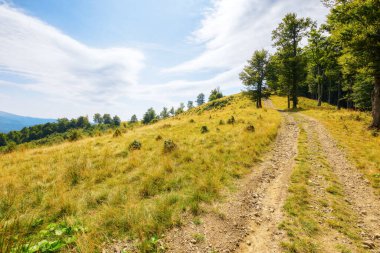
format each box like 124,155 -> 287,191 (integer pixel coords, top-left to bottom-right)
163,102 -> 380,253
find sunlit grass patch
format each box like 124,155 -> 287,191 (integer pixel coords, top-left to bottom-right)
0,93 -> 281,251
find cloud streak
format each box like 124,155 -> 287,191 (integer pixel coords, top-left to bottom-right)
0,4 -> 145,103
0,0 -> 329,118
165,0 -> 328,74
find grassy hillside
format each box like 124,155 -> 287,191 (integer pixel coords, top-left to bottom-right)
0,94 -> 281,252
271,96 -> 380,194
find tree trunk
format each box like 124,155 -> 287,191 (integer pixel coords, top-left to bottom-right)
317,81 -> 322,106
328,79 -> 332,104
287,94 -> 290,109
371,75 -> 380,128
317,67 -> 322,106
337,81 -> 341,110
257,83 -> 262,108
292,89 -> 297,109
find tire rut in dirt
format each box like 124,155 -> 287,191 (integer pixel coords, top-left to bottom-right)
163,112 -> 299,253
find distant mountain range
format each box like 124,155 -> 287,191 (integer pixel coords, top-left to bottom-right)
0,111 -> 56,133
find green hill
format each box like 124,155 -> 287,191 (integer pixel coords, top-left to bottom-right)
0,94 -> 281,252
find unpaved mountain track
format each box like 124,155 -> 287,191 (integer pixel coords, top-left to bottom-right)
107,100 -> 380,252
164,102 -> 299,253
297,114 -> 380,251
236,112 -> 298,253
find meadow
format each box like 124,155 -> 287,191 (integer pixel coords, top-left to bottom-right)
271,96 -> 380,194
0,94 -> 281,252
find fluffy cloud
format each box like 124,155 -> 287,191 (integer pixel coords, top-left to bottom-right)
165,0 -> 328,74
0,4 -> 145,103
0,0 -> 329,117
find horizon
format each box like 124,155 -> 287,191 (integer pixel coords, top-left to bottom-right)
0,0 -> 328,120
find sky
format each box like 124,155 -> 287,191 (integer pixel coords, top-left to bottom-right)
0,0 -> 329,120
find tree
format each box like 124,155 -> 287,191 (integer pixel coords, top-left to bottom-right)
240,49 -> 269,108
272,13 -> 313,109
160,107 -> 170,118
325,0 -> 380,128
113,115 -> 121,126
209,88 -> 223,102
93,113 -> 103,124
142,108 -> 157,124
0,133 -> 8,147
196,93 -> 205,106
77,116 -> 90,128
103,114 -> 113,125
187,101 -> 194,110
57,118 -> 70,132
169,107 -> 175,116
130,114 -> 138,123
266,53 -> 282,93
305,27 -> 328,106
323,35 -> 344,108
175,103 -> 185,115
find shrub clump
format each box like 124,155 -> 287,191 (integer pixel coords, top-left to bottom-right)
189,119 -> 195,123
200,126 -> 209,134
67,130 -> 82,141
156,135 -> 163,141
129,140 -> 142,151
163,139 -> 177,153
246,125 -> 255,132
219,120 -> 225,125
113,129 -> 122,138
227,116 -> 235,125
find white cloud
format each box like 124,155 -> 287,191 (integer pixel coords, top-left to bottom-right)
0,0 -> 329,118
164,0 -> 328,74
0,4 -> 145,103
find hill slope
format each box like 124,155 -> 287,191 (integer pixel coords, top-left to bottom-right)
0,94 -> 282,252
0,111 -> 56,133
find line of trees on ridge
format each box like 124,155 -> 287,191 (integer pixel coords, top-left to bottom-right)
240,0 -> 380,129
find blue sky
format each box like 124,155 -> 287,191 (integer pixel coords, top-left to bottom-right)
0,0 -> 328,120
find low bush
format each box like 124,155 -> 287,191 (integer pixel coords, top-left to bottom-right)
200,126 -> 209,134
128,140 -> 142,151
227,116 -> 235,125
113,129 -> 122,138
66,130 -> 82,142
163,140 -> 177,153
246,125 -> 255,132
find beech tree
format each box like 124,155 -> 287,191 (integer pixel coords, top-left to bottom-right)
240,49 -> 269,108
103,114 -> 112,125
160,107 -> 170,118
305,27 -> 328,106
187,101 -> 194,110
130,114 -> 138,123
93,113 -> 103,124
142,108 -> 157,124
169,107 -> 175,116
325,0 -> 380,128
208,88 -> 223,102
196,93 -> 205,106
272,13 -> 313,109
112,115 -> 121,126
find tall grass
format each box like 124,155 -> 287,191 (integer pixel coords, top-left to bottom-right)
0,94 -> 281,252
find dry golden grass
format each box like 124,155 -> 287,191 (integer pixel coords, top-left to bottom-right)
0,94 -> 281,252
271,96 -> 380,194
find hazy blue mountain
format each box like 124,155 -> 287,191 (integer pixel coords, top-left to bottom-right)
0,111 -> 56,133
